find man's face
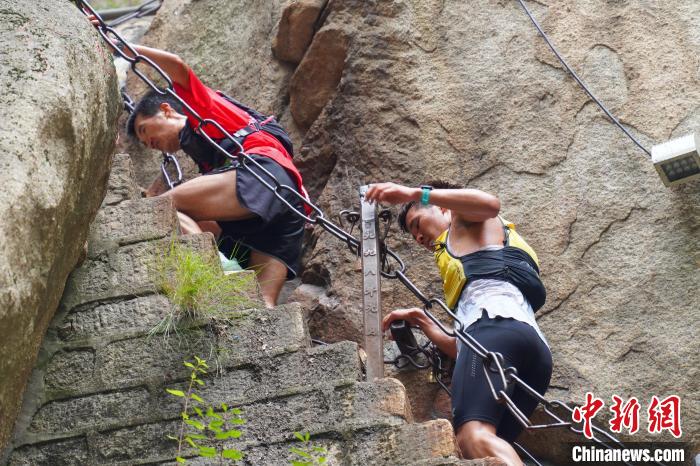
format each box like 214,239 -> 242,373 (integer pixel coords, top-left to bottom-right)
133,103 -> 186,153
404,205 -> 450,251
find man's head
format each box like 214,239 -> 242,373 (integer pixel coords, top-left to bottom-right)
126,91 -> 188,153
397,180 -> 462,250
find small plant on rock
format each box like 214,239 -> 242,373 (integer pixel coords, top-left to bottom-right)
150,239 -> 256,337
289,432 -> 327,466
166,356 -> 245,463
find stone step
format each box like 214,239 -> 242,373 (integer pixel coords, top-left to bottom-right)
87,196 -> 178,258
11,378 -> 410,465
101,153 -> 140,207
189,420 -> 459,466
60,233 -> 218,311
38,311 -> 338,403
15,336 -> 360,444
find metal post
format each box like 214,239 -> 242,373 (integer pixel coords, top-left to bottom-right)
359,185 -> 383,380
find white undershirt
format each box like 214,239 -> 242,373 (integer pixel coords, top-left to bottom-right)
451,245 -> 549,354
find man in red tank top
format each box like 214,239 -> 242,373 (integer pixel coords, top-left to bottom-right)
102,38 -> 307,308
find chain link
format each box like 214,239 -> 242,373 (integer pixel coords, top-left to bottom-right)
80,2 -> 655,463
105,0 -> 161,28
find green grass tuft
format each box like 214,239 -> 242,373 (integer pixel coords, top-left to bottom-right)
150,239 -> 257,337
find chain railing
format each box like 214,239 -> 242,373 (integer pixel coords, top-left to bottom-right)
381,236 -> 663,466
102,0 -> 161,28
78,2 -> 657,464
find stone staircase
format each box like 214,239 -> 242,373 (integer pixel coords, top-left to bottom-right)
6,154 -> 496,466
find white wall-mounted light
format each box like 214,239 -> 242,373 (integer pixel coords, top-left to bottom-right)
651,133 -> 700,187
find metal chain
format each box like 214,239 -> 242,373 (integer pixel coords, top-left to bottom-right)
104,0 -> 161,28
79,0 -> 360,254
377,242 -> 663,465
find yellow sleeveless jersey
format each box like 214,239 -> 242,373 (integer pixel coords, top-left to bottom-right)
434,218 -> 540,310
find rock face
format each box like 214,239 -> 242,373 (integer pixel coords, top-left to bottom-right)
68,0 -> 698,460
272,0 -> 328,64
6,154 -> 469,465
290,0 -> 699,458
0,0 -> 119,451
289,26 -> 348,130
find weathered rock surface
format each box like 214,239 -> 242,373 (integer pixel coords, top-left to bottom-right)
272,0 -> 328,64
291,0 -> 699,459
6,154 -> 471,465
32,0 -> 696,461
0,0 -> 119,451
289,26 -> 348,130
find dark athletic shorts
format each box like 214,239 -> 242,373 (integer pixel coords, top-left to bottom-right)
211,154 -> 305,279
451,311 -> 552,442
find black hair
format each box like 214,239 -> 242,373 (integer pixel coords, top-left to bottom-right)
126,90 -> 185,140
397,179 -> 464,233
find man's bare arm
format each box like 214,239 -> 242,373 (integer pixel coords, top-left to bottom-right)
382,308 -> 457,359
88,15 -> 190,87
365,182 -> 500,223
125,45 -> 190,88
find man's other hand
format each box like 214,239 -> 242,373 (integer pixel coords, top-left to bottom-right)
381,308 -> 422,336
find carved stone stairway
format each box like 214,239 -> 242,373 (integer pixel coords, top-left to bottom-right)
6,154 -> 500,466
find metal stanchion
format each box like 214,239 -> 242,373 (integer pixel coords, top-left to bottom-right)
360,185 -> 383,380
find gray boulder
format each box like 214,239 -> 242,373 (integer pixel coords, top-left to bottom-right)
0,0 -> 119,451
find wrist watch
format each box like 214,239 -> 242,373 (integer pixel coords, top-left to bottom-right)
420,185 -> 433,205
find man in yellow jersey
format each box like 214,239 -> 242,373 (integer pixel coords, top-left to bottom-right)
365,180 -> 551,466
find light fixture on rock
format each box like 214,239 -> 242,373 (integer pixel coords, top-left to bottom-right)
651,133 -> 700,187
517,0 -> 700,189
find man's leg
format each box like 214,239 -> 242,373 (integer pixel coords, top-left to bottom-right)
197,221 -> 222,238
455,420 -> 522,466
248,250 -> 288,308
177,214 -> 222,239
160,170 -> 255,222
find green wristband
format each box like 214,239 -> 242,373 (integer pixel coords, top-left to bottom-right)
420,186 -> 431,205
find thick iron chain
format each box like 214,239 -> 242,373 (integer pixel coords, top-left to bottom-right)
379,242 -> 656,465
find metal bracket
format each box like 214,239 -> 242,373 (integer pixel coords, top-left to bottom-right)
360,185 -> 383,380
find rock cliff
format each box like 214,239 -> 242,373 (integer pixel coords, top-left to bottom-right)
0,0 -> 119,451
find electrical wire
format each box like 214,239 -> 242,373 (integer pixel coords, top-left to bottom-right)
516,0 -> 652,158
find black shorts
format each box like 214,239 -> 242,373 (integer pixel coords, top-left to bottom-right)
213,154 -> 305,279
451,311 -> 552,442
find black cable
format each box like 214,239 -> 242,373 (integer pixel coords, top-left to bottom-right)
516,0 -> 652,158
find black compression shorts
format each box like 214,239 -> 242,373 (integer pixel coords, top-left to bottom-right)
213,154 -> 305,279
451,311 -> 552,442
